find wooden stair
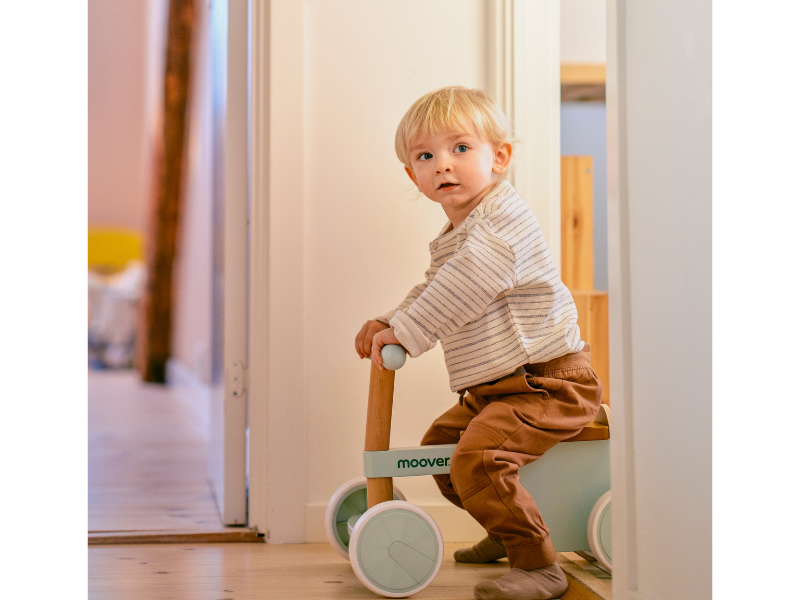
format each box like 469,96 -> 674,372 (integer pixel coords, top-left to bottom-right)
560,551 -> 612,599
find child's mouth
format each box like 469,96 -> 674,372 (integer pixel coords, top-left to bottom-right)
438,182 -> 458,190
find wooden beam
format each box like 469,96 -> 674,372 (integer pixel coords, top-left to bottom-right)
561,156 -> 595,291
137,0 -> 196,383
562,84 -> 606,103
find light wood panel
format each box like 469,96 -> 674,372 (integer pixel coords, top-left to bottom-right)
88,542 -> 609,600
88,369 -> 231,537
560,63 -> 606,103
560,63 -> 606,85
561,156 -> 609,403
561,156 -> 595,291
572,291 -> 610,405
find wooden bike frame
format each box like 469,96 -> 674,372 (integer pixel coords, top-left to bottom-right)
364,361 -> 396,507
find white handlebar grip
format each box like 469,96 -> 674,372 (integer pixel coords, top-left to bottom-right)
380,344 -> 407,371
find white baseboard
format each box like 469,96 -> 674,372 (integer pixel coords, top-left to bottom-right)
166,357 -> 212,442
306,502 -> 486,544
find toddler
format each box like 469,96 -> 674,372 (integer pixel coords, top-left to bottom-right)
355,86 -> 602,600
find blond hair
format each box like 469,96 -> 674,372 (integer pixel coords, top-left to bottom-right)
395,86 -> 513,167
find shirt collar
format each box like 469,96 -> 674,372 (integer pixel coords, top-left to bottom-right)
432,180 -> 514,242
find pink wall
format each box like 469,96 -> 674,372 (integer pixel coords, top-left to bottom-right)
88,0 -> 149,231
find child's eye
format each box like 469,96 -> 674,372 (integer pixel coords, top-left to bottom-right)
454,144 -> 468,153
417,152 -> 433,161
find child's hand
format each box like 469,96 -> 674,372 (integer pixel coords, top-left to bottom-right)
355,320 -> 390,359
371,327 -> 405,371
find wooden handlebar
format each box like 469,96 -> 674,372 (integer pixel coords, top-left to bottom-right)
365,360 -> 396,507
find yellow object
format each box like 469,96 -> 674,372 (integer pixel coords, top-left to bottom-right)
88,228 -> 144,271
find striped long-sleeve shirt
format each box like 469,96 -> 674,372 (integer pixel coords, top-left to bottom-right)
376,180 -> 583,392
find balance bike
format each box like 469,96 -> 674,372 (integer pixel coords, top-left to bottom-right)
325,345 -> 612,598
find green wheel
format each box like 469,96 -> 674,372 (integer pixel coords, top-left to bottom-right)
587,490 -> 612,572
349,500 -> 443,598
325,477 -> 406,560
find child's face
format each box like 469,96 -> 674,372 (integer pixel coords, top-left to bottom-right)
404,129 -> 512,225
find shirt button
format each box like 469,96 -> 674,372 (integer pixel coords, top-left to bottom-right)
431,241 -> 438,250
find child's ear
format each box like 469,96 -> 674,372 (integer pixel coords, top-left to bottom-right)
405,166 -> 420,188
492,142 -> 513,174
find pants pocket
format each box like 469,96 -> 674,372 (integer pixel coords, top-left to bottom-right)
524,370 -> 599,431
527,374 -> 563,395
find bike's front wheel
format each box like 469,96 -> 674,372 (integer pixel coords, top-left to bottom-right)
348,500 -> 443,598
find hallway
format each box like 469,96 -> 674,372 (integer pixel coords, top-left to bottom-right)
88,369 -> 234,539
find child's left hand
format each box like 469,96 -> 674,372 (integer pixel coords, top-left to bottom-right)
371,327 -> 406,371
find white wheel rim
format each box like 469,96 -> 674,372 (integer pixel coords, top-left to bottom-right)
587,490 -> 612,572
349,500 -> 443,598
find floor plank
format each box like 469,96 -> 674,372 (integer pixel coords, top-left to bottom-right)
89,542 -> 609,600
89,529 -> 262,545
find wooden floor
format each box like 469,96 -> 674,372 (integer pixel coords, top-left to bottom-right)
88,369 -> 611,598
88,368 -> 229,538
89,542 -> 610,600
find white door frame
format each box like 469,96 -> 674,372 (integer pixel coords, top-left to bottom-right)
488,0 -> 562,269
208,0 -> 249,526
606,1 -> 712,598
246,0 -> 308,542
246,0 -> 562,542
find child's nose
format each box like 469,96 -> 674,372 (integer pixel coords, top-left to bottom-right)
435,161 -> 453,174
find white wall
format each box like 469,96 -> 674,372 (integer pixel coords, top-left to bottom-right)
285,0 -> 489,544
561,0 -> 606,63
250,0 -> 560,543
304,0 -> 488,542
607,1 -> 711,598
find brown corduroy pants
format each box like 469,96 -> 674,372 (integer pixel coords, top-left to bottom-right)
420,345 -> 603,570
